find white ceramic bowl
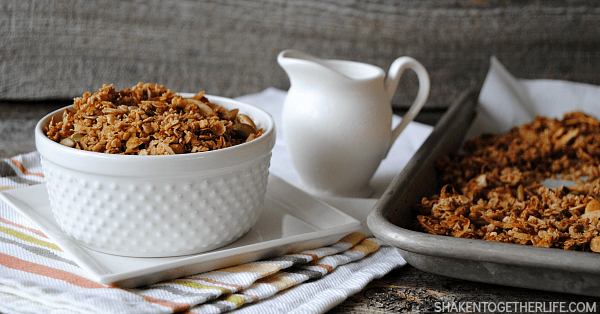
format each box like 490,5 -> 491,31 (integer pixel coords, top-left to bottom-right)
35,95 -> 276,257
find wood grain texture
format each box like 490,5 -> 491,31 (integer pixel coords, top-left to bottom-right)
330,265 -> 598,313
2,0 -> 600,108
0,100 -> 68,157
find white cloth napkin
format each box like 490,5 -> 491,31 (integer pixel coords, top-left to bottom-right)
236,88 -> 434,236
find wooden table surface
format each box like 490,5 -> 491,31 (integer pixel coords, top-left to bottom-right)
2,99 -> 598,313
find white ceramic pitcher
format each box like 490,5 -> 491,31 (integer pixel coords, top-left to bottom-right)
277,49 -> 430,197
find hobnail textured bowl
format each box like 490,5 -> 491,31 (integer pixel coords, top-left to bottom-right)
35,95 -> 276,257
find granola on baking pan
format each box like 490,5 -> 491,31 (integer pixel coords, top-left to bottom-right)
414,111 -> 600,252
45,83 -> 262,155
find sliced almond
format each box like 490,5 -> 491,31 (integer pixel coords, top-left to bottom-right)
59,138 -> 76,148
591,236 -> 600,252
581,210 -> 600,222
185,98 -> 217,117
585,199 -> 600,214
237,114 -> 257,130
232,123 -> 256,140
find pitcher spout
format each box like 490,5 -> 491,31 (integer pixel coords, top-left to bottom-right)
277,49 -> 385,88
277,50 -> 328,68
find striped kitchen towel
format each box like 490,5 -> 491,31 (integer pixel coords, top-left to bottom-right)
0,152 -> 406,314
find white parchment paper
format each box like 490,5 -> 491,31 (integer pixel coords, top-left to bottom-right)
467,56 -> 600,139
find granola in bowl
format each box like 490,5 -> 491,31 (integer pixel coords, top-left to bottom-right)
35,83 -> 276,257
45,82 -> 262,155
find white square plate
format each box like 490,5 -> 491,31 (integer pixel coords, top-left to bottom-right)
0,173 -> 361,288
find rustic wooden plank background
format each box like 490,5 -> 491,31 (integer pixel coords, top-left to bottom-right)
2,0 -> 599,109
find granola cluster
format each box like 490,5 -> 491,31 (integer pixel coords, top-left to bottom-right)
45,83 -> 262,155
415,111 -> 600,252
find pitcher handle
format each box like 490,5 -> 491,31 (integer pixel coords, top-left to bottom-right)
384,57 -> 430,157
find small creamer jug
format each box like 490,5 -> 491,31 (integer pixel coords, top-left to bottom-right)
277,49 -> 430,197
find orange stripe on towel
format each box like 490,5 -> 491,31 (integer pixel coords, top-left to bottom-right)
140,295 -> 190,312
9,159 -> 44,178
311,264 -> 334,273
0,254 -> 190,311
349,238 -> 380,256
337,232 -> 366,246
0,217 -> 48,238
0,253 -> 104,288
296,253 -> 319,260
256,273 -> 297,290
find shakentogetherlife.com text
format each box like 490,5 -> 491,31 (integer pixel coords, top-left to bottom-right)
434,301 -> 597,313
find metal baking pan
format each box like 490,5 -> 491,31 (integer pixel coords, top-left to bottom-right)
367,87 -> 600,297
